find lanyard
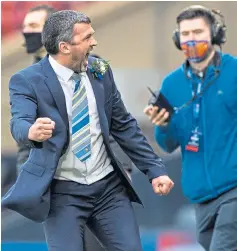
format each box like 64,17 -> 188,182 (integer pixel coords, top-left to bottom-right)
192,80 -> 202,130
185,73 -> 203,152
174,69 -> 220,113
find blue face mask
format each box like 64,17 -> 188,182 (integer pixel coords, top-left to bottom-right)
180,40 -> 212,63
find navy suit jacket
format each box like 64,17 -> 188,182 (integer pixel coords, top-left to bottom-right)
2,56 -> 167,222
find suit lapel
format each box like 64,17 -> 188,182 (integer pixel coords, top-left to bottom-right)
41,56 -> 69,129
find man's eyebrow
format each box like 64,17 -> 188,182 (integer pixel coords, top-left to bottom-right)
83,31 -> 95,39
23,22 -> 40,27
180,30 -> 190,34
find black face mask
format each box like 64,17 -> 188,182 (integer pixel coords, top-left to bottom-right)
23,32 -> 43,53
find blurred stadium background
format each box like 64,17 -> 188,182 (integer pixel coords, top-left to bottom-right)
1,1 -> 237,251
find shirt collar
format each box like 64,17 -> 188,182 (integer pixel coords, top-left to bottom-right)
48,55 -> 74,82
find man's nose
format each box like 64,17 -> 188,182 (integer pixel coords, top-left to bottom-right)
23,27 -> 35,33
91,37 -> 98,47
188,32 -> 195,41
23,27 -> 29,33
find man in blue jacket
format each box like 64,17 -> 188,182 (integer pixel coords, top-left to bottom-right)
144,5 -> 237,251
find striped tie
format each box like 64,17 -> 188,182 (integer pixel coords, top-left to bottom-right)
71,73 -> 91,162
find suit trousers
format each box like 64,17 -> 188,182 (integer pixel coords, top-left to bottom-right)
43,171 -> 142,251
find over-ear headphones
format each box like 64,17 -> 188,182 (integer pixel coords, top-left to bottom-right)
172,5 -> 227,50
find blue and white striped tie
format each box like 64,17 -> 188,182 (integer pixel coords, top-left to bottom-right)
71,73 -> 91,162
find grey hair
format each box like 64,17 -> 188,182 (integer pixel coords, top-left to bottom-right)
42,10 -> 91,55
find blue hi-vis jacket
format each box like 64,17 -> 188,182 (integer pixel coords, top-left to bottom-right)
155,52 -> 237,203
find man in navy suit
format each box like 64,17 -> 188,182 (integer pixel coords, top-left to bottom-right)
2,10 -> 174,251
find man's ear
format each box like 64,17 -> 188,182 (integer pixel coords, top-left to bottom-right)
58,41 -> 71,55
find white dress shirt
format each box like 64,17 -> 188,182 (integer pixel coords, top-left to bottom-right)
48,56 -> 113,185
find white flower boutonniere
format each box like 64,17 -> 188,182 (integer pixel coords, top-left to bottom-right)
89,59 -> 109,80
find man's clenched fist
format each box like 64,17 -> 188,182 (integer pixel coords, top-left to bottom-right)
28,117 -> 55,142
152,175 -> 174,195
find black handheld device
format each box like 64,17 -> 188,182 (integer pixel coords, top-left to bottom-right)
147,86 -> 174,120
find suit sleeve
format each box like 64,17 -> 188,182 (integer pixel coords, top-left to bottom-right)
9,73 -> 41,148
107,67 -> 168,181
109,136 -> 134,172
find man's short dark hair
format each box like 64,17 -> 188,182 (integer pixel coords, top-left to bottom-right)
176,5 -> 216,27
28,5 -> 57,19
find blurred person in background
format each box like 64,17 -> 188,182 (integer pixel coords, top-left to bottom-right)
3,10 -> 174,251
144,5 -> 237,251
22,5 -> 56,64
17,5 -> 57,172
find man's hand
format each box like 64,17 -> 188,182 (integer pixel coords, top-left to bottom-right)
28,117 -> 55,142
144,105 -> 169,126
152,175 -> 174,195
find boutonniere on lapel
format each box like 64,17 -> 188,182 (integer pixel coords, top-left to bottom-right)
89,59 -> 109,80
